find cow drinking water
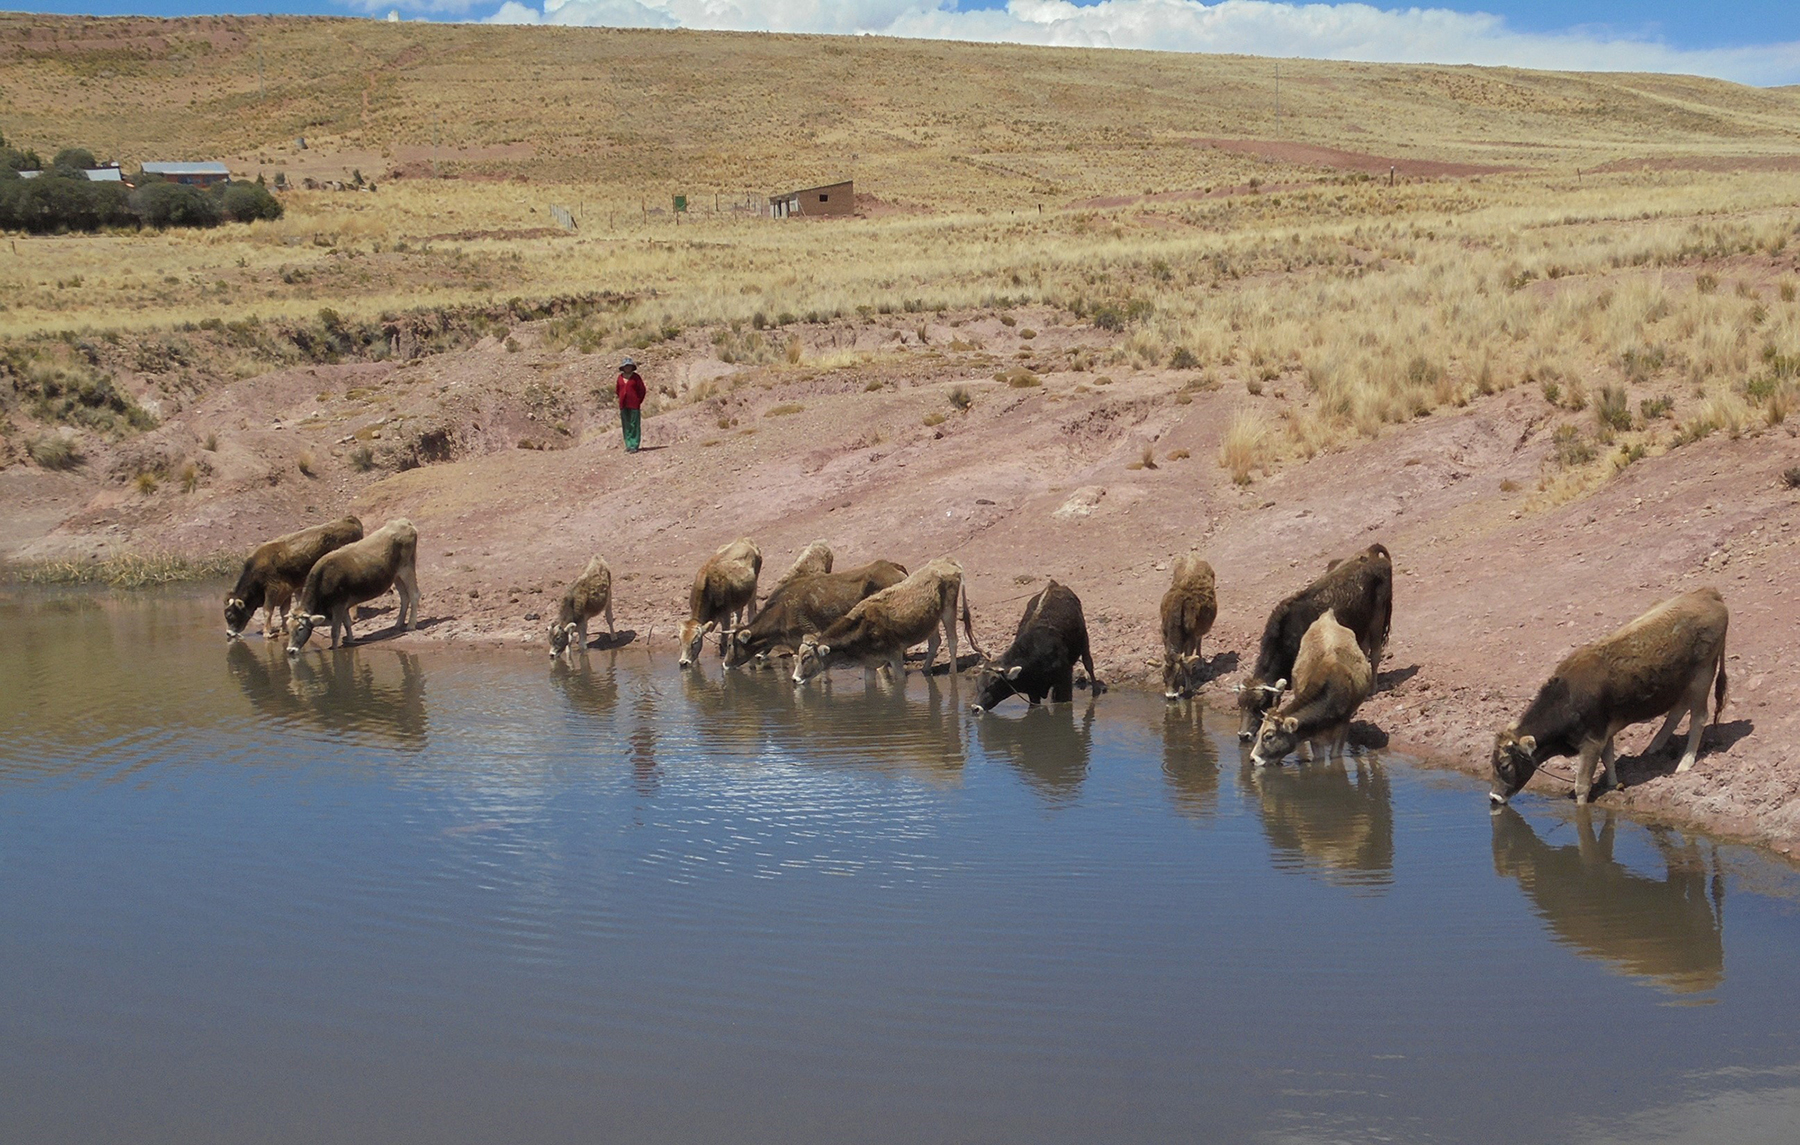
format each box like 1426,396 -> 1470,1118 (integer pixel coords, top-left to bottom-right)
286,518 -> 421,654
792,557 -> 984,685
1248,609 -> 1373,766
971,580 -> 1103,712
224,515 -> 364,639
724,560 -> 908,669
1489,587 -> 1728,806
678,538 -> 762,667
1160,554 -> 1217,700
548,555 -> 615,661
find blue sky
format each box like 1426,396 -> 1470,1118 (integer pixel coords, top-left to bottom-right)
7,2 -> 1799,85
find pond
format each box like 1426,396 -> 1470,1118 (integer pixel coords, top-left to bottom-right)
3,589 -> 1799,1144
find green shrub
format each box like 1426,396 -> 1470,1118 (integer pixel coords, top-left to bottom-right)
1595,385 -> 1631,432
131,181 -> 220,229
1552,424 -> 1594,467
215,182 -> 283,223
26,432 -> 81,469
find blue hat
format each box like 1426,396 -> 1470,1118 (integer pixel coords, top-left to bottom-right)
621,357 -> 636,369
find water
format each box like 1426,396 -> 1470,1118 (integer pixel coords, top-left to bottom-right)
4,588 -> 1799,1144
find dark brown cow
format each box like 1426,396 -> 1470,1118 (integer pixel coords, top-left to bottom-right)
1490,587 -> 1728,805
1160,554 -> 1217,700
971,580 -> 1103,712
287,518 -> 420,654
1237,542 -> 1392,739
724,560 -> 908,668
224,516 -> 363,638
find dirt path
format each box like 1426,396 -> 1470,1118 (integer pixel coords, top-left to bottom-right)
5,312 -> 1797,856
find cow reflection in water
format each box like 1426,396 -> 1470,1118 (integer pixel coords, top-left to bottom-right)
682,665 -> 967,781
1161,703 -> 1220,819
226,639 -> 427,750
551,650 -> 621,719
1242,750 -> 1393,888
1491,805 -> 1723,994
976,700 -> 1095,804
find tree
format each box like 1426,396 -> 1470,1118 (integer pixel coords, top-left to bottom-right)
130,181 -> 220,229
51,147 -> 98,173
216,181 -> 283,223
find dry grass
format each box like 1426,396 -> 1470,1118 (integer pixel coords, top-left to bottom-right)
4,549 -> 241,588
1220,407 -> 1276,485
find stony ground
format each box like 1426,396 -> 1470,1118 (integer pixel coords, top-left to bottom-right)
5,308 -> 1797,855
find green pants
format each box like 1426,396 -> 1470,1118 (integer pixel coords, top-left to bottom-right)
619,408 -> 641,452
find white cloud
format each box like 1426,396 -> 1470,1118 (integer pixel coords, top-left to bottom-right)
473,0 -> 1800,86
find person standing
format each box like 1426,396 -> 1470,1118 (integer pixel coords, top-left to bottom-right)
616,356 -> 646,453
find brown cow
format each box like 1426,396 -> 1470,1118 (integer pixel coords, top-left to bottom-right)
548,555 -> 615,661
1237,542 -> 1392,739
1160,554 -> 1217,700
678,538 -> 762,667
724,560 -> 908,668
1490,587 -> 1728,806
224,515 -> 363,638
792,557 -> 985,685
286,518 -> 420,654
1248,610 -> 1373,766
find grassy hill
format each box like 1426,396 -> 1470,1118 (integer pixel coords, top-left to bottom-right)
3,15 -> 1800,209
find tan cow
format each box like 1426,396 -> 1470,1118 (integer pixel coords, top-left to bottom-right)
286,518 -> 420,654
792,557 -> 985,685
764,539 -> 833,604
1160,554 -> 1218,700
548,555 -> 615,661
1249,609 -> 1373,766
678,537 -> 762,667
225,515 -> 364,638
1490,587 -> 1728,805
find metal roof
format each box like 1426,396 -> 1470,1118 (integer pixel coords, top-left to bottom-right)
13,168 -> 121,181
142,162 -> 230,176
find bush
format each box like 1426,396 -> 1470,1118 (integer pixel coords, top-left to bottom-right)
51,147 -> 97,173
131,181 -> 220,229
1552,424 -> 1595,467
215,181 -> 283,223
26,433 -> 81,469
1595,385 -> 1631,432
0,174 -> 132,233
948,384 -> 973,410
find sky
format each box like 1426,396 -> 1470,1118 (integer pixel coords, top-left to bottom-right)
8,1 -> 1800,86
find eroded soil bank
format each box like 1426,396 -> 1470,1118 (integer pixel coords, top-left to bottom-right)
5,308 -> 1797,854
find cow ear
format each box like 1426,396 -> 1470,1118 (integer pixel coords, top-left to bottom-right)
735,630 -> 750,644
1518,735 -> 1536,754
1282,717 -> 1299,733
702,620 -> 717,634
1005,665 -> 1023,680
309,614 -> 328,625
817,644 -> 831,658
1273,678 -> 1288,693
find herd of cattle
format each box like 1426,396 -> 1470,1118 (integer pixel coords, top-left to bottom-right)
224,515 -> 1732,807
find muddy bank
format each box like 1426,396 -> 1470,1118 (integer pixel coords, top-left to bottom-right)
4,307 -> 1797,855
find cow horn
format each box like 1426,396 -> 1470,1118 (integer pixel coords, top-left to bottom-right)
1005,665 -> 1023,681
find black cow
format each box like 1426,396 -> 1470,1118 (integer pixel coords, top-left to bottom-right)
1237,542 -> 1393,739
971,580 -> 1103,712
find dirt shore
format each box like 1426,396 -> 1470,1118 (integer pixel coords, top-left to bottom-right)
5,309 -> 1797,854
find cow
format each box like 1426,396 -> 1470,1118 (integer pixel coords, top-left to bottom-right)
286,518 -> 420,654
548,555 -> 615,661
971,580 -> 1103,712
792,557 -> 985,685
1248,610 -> 1373,766
1237,542 -> 1392,739
224,515 -> 364,639
1160,554 -> 1217,700
764,539 -> 833,604
677,538 -> 762,667
723,560 -> 908,668
1489,587 -> 1728,806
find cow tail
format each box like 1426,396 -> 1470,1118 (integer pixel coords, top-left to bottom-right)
1711,637 -> 1728,725
960,579 -> 986,659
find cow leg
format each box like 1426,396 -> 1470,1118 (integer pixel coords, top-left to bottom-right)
922,631 -> 941,676
1574,740 -> 1604,804
1676,700 -> 1708,773
576,618 -> 590,654
1053,666 -> 1074,704
943,609 -> 960,676
1644,707 -> 1686,757
605,599 -> 616,641
1298,739 -> 1315,764
1600,739 -> 1620,792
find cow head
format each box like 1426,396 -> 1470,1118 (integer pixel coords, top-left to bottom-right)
970,662 -> 1025,714
722,629 -> 757,669
677,618 -> 715,668
1246,680 -> 1294,765
1235,677 -> 1286,739
1163,652 -> 1203,701
1489,726 -> 1539,805
792,637 -> 830,685
224,596 -> 252,639
549,621 -> 579,658
287,613 -> 327,656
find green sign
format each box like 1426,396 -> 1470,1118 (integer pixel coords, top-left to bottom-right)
673,195 -> 687,213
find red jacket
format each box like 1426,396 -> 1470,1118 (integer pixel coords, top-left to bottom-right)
616,371 -> 646,410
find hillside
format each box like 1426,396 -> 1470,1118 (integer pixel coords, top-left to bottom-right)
3,15 -> 1800,208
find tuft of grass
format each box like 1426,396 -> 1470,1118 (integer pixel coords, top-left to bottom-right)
999,314 -> 1017,327
922,411 -> 947,427
180,461 -> 199,493
999,368 -> 1040,388
1244,377 -> 1264,396
1595,385 -> 1631,433
1219,407 -> 1274,485
1166,448 -> 1190,460
785,336 -> 803,364
765,403 -> 804,417
1540,380 -> 1561,406
203,432 -> 219,452
351,444 -> 376,471
1169,347 -> 1199,370
1780,281 -> 1797,303
1551,424 -> 1595,467
5,550 -> 241,588
1696,272 -> 1718,294
1781,466 -> 1800,489
864,378 -> 884,392
948,384 -> 973,410
297,450 -> 317,477
1093,375 -> 1114,386
1640,396 -> 1673,420
26,433 -> 81,470
134,471 -> 159,495
1499,478 -> 1520,492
